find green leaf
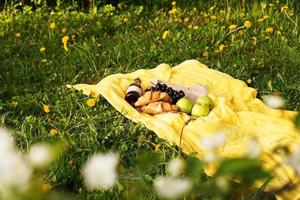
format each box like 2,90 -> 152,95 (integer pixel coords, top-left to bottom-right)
217,158 -> 258,175
135,150 -> 160,173
217,158 -> 270,184
186,156 -> 203,177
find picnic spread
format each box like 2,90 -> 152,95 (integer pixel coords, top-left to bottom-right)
68,60 -> 300,200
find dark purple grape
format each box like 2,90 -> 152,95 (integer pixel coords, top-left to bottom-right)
145,88 -> 150,92
179,90 -> 185,96
150,86 -> 156,91
169,90 -> 175,96
166,87 -> 172,92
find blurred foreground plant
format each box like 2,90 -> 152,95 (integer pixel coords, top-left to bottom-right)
1,100 -> 300,200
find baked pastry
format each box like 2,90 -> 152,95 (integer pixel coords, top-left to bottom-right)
141,101 -> 178,114
135,91 -> 172,107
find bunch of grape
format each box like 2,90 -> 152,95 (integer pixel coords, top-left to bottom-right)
145,83 -> 185,103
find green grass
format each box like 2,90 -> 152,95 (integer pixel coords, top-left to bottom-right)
0,0 -> 299,199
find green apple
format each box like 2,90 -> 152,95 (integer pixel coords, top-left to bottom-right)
196,95 -> 213,108
191,104 -> 209,117
176,98 -> 193,114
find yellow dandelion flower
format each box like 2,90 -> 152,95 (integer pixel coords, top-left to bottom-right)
193,25 -> 199,30
202,50 -> 209,57
184,17 -> 189,23
266,27 -> 273,33
281,5 -> 288,12
258,18 -> 264,22
162,30 -> 169,40
263,15 -> 269,20
49,22 -> 56,30
15,32 -> 21,38
61,27 -> 67,33
172,1 -> 176,6
228,24 -> 237,31
62,35 -> 69,52
42,183 -> 52,192
123,17 -> 129,23
62,35 -> 69,43
247,79 -> 252,84
168,7 -> 177,15
218,44 -> 226,52
43,104 -> 50,113
210,15 -> 217,20
49,128 -> 58,137
150,44 -> 156,49
244,20 -> 252,29
40,47 -> 46,53
42,59 -> 48,63
187,24 -> 193,29
90,91 -> 99,98
86,98 -> 96,107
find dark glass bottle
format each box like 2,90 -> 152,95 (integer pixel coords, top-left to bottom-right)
125,78 -> 142,106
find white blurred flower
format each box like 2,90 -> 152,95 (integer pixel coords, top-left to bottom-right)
0,127 -> 15,154
215,176 -> 229,191
200,131 -> 227,151
263,95 -> 285,109
285,145 -> 300,175
0,152 -> 32,191
246,138 -> 261,158
28,144 -> 54,168
167,158 -> 185,177
83,153 -> 119,190
153,176 -> 192,199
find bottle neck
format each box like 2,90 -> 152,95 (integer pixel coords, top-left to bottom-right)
129,82 -> 141,88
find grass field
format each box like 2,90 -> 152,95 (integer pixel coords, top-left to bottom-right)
0,0 -> 299,199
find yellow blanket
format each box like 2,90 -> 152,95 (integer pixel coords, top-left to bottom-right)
68,60 -> 299,200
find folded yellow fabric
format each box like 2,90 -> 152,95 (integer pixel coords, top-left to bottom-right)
68,60 -> 299,200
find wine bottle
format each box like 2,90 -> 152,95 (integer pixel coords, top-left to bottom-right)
125,78 -> 142,106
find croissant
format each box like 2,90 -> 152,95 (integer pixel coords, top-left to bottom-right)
135,91 -> 172,107
141,101 -> 178,115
